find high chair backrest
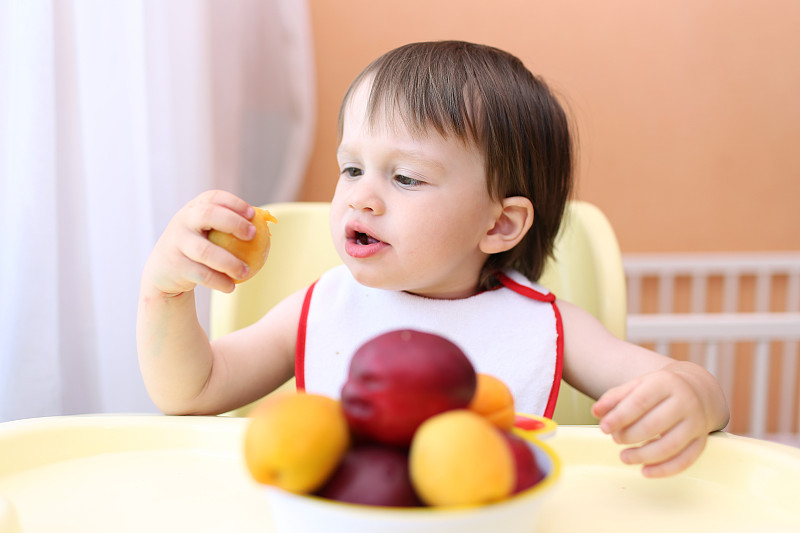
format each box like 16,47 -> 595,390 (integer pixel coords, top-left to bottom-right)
210,200 -> 626,424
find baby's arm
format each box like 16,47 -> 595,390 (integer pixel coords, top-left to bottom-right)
559,300 -> 729,478
136,190 -> 297,415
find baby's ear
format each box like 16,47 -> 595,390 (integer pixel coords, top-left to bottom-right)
479,196 -> 534,254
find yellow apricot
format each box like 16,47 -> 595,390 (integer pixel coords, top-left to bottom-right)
244,393 -> 350,494
208,206 -> 276,283
467,373 -> 516,431
409,410 -> 514,507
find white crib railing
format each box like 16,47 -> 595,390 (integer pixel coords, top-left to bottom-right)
623,252 -> 800,443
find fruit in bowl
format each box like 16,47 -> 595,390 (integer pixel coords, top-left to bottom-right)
317,445 -> 422,507
503,431 -> 547,493
409,409 -> 515,507
259,432 -> 559,533
243,329 -> 561,533
340,329 -> 477,447
244,393 -> 350,493
468,373 -> 517,431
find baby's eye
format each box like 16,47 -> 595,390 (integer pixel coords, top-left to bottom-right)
394,174 -> 424,187
341,167 -> 363,178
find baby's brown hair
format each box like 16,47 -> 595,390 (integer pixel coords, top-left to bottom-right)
338,41 -> 573,287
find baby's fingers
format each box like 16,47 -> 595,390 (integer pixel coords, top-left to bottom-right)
189,203 -> 255,242
592,379 -> 638,420
610,393 -> 693,445
182,261 -> 238,294
595,379 -> 667,437
628,433 -> 706,478
194,189 -> 255,221
180,229 -> 250,284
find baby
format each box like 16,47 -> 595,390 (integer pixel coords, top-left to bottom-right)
137,41 -> 729,477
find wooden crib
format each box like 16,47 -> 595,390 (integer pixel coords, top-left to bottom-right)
623,252 -> 800,444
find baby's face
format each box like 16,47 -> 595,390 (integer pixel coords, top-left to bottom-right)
330,82 -> 502,299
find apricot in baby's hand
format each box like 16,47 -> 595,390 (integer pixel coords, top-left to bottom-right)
208,206 -> 277,283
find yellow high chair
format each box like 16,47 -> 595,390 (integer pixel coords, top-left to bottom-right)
210,201 -> 626,424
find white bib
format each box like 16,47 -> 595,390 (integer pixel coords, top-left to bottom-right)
297,265 -> 562,416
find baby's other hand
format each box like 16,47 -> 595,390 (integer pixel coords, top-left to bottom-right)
143,190 -> 256,296
591,364 -> 714,478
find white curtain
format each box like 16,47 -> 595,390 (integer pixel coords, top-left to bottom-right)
0,0 -> 315,421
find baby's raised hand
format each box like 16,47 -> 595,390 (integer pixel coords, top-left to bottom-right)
591,363 -> 721,478
143,190 -> 256,296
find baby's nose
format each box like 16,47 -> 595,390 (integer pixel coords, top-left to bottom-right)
348,179 -> 385,214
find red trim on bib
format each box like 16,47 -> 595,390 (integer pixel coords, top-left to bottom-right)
494,272 -> 555,303
295,281 -> 318,392
495,272 -> 563,419
544,300 -> 564,418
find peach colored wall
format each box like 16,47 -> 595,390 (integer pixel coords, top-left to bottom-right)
300,0 -> 800,254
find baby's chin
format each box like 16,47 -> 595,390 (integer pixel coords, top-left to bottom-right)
346,266 -> 477,300
341,261 -> 418,293
345,264 -> 403,291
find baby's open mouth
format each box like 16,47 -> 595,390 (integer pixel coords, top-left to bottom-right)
355,232 -> 381,245
345,225 -> 387,258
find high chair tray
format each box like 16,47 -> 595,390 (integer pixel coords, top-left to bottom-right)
0,415 -> 798,532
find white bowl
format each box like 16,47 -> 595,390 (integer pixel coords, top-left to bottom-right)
263,435 -> 561,533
